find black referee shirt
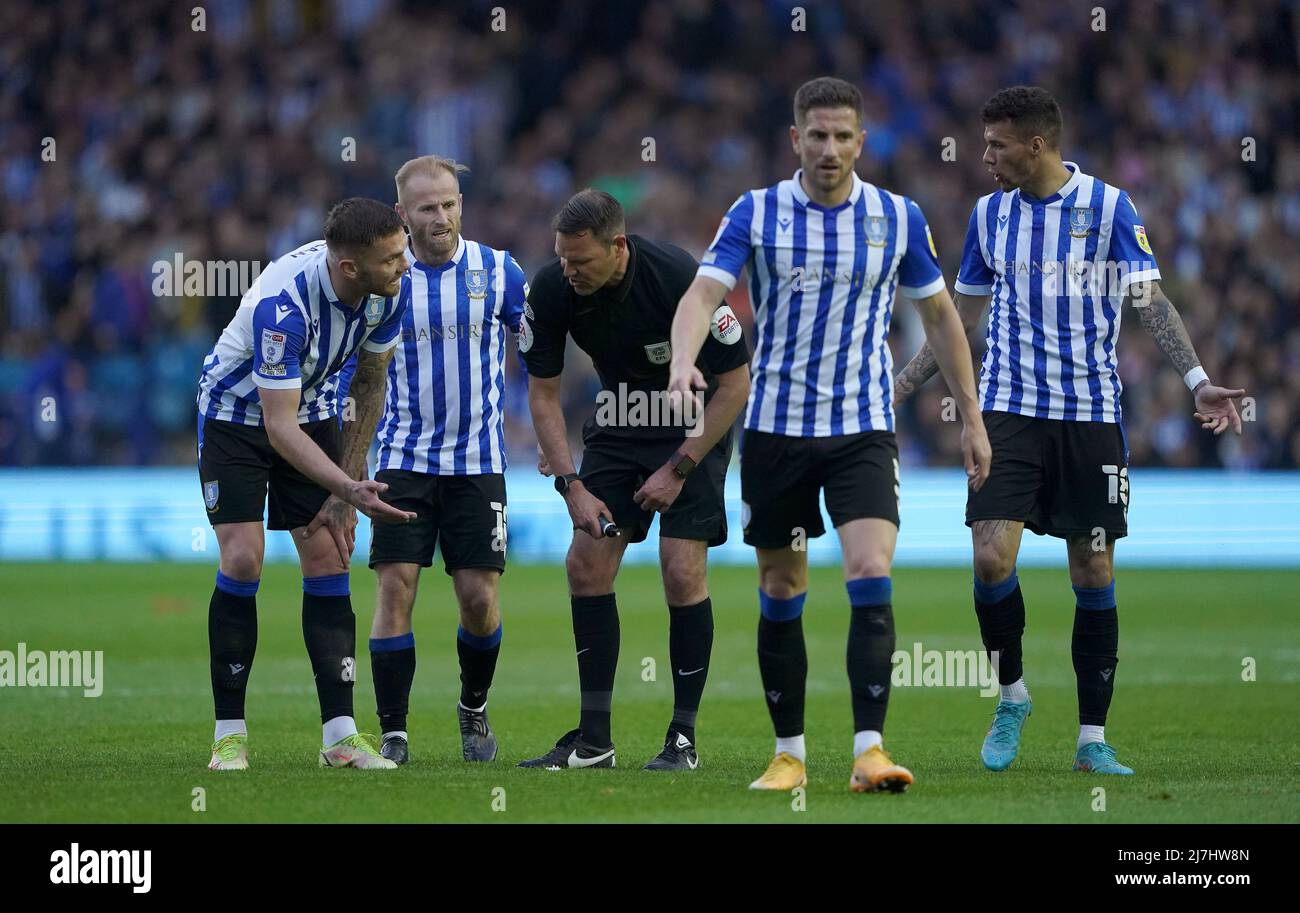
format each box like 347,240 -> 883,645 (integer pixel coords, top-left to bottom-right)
522,234 -> 749,440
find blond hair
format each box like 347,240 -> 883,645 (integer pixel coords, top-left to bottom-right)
394,155 -> 470,202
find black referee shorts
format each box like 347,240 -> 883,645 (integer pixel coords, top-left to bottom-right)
739,428 -> 900,549
578,432 -> 730,546
368,469 -> 508,575
966,411 -> 1129,539
197,413 -> 337,530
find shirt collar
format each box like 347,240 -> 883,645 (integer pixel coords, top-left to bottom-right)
602,236 -> 638,304
1019,161 -> 1084,206
411,236 -> 466,274
790,169 -> 864,211
317,252 -> 369,314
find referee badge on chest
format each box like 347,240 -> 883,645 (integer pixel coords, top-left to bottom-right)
644,341 -> 672,365
364,295 -> 384,326
864,215 -> 888,247
1068,207 -> 1094,238
465,269 -> 489,299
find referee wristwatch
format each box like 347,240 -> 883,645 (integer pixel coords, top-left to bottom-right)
669,451 -> 697,479
554,473 -> 581,496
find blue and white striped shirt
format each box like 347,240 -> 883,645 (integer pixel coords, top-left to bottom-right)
196,240 -> 406,426
375,237 -> 528,475
699,170 -> 945,437
955,162 -> 1161,423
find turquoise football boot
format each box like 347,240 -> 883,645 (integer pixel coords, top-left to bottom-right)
980,700 -> 1031,771
1073,741 -> 1134,775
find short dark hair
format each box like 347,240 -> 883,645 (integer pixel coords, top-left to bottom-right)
324,197 -> 405,252
981,86 -> 1063,148
793,76 -> 864,126
551,189 -> 625,245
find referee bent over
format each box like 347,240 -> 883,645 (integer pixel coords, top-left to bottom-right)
518,189 -> 750,772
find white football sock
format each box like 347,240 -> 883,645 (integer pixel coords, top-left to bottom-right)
1001,678 -> 1031,703
382,730 -> 408,743
1078,725 -> 1105,749
214,719 -> 247,741
853,729 -> 883,757
322,715 -> 358,747
775,734 -> 806,762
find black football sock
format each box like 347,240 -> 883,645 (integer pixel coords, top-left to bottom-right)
302,574 -> 356,726
846,576 -> 895,735
1072,582 -> 1119,726
757,589 -> 807,739
369,632 -> 415,735
572,594 -> 619,746
457,623 -> 502,709
974,569 -> 1026,686
667,597 -> 713,743
209,571 -> 258,722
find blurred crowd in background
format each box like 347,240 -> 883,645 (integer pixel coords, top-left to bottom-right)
2,0 -> 1297,470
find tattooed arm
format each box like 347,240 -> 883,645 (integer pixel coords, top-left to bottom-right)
338,347 -> 394,481
302,346 -> 402,565
894,291 -> 989,405
1128,281 -> 1245,435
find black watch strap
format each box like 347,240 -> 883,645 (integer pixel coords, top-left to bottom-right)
670,451 -> 697,479
555,473 -> 580,495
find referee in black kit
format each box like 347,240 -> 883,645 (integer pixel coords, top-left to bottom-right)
518,189 -> 750,772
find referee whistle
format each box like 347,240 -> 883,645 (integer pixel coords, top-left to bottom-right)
597,514 -> 620,538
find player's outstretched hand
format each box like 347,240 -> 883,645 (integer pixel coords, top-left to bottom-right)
633,463 -> 686,513
667,363 -> 706,423
962,418 -> 992,492
304,494 -> 357,568
537,443 -> 552,477
345,479 -> 417,525
1193,383 -> 1246,436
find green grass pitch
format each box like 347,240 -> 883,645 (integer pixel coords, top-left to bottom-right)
1,562 -> 1296,823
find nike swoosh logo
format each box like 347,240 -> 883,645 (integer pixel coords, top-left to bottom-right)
576,648 -> 591,657
567,747 -> 614,768
677,667 -> 705,676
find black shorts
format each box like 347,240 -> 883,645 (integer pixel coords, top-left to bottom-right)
579,432 -> 730,546
966,411 -> 1129,539
739,429 -> 900,548
368,469 -> 508,574
197,414 -> 338,530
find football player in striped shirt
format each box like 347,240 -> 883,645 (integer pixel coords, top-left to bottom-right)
669,77 -> 991,792
364,156 -> 528,765
197,198 -> 418,771
894,86 -> 1246,775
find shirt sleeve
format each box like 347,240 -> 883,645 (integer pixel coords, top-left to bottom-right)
696,193 -> 755,291
501,253 -> 531,377
519,270 -> 568,379
361,274 -> 409,353
954,203 -> 996,296
500,253 -> 528,333
897,198 -> 946,299
251,293 -> 306,389
1108,191 -> 1161,294
699,303 -> 750,374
